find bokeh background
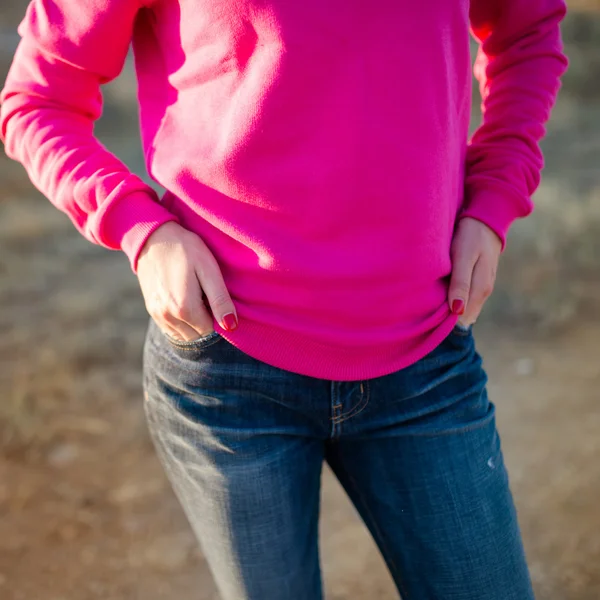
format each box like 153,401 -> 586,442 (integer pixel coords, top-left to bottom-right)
0,2 -> 599,599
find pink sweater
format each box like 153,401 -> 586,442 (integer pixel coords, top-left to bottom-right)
1,0 -> 567,380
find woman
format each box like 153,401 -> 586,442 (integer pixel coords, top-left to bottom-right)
1,1 -> 568,598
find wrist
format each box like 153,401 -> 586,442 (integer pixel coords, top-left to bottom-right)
139,220 -> 182,259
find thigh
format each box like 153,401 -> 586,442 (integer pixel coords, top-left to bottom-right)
326,328 -> 534,600
143,319 -> 328,600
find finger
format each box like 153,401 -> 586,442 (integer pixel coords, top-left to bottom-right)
165,300 -> 214,340
448,247 -> 477,316
159,319 -> 204,342
161,297 -> 215,340
462,257 -> 494,325
195,257 -> 238,331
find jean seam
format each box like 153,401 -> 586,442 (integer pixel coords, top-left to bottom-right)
330,382 -> 341,438
333,457 -> 411,600
334,381 -> 370,425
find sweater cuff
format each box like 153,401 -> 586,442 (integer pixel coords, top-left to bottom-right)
100,191 -> 179,273
459,184 -> 533,252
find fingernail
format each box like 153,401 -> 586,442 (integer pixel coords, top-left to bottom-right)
222,313 -> 238,332
451,299 -> 465,315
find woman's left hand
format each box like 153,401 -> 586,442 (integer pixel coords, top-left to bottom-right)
448,217 -> 502,327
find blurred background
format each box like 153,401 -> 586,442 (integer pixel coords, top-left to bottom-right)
0,1 -> 599,599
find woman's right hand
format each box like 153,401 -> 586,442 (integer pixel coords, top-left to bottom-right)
137,222 -> 238,342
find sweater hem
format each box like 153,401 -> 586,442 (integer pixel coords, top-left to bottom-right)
214,312 -> 461,381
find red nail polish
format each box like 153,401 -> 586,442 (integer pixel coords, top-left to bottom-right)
222,313 -> 238,331
451,299 -> 465,315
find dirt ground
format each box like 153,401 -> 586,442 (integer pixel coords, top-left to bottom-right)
1,2 -> 600,599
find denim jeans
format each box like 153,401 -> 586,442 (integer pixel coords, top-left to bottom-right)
142,318 -> 534,600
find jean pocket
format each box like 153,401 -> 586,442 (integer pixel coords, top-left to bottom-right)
452,321 -> 473,336
163,328 -> 223,350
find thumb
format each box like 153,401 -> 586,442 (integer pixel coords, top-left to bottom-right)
448,255 -> 475,316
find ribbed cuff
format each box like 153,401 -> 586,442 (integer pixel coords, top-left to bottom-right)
100,191 -> 179,273
460,183 -> 533,251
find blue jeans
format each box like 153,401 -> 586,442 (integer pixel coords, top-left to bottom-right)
143,318 -> 533,600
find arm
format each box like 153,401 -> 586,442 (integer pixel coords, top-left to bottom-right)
461,0 -> 569,248
1,0 -> 238,340
449,0 -> 568,323
0,0 -> 178,272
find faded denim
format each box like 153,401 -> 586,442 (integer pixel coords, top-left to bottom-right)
143,318 -> 533,600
